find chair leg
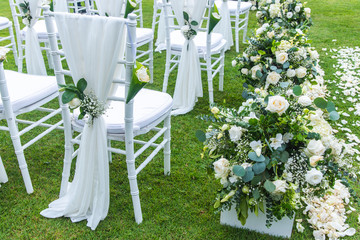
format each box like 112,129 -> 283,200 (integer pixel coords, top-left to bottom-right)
207,56 -> 214,105
8,24 -> 18,66
18,44 -> 24,73
8,120 -> 33,194
108,139 -> 112,163
149,41 -> 154,83
164,114 -> 171,175
219,50 -> 225,91
0,156 -> 8,184
162,51 -> 171,93
235,17 -> 240,53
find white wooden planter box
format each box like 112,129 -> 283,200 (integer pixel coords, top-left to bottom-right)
220,205 -> 294,238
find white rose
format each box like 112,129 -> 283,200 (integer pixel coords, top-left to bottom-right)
272,180 -> 288,195
295,6 -> 301,12
305,140 -> 326,157
287,12 -> 293,18
250,140 -> 262,157
229,126 -> 243,142
256,11 -> 262,19
0,47 -> 10,62
266,71 -> 281,85
211,106 -> 220,115
241,68 -> 249,75
250,55 -> 261,62
278,40 -> 292,52
310,50 -> 319,60
251,65 -> 262,79
231,60 -> 237,67
213,157 -> 230,180
267,31 -> 275,38
266,95 -> 290,115
304,8 -> 311,18
68,98 -> 81,109
310,155 -> 323,167
276,52 -> 288,64
269,4 -> 281,18
136,66 -> 150,83
296,66 -> 307,78
305,168 -> 323,185
298,95 -> 312,106
286,69 -> 296,78
180,25 -> 190,33
256,27 -> 264,35
296,29 -> 304,35
22,18 -> 30,26
275,0 -> 280,3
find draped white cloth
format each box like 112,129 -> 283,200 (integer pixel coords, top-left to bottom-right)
53,0 -> 68,12
214,0 -> 233,50
171,0 -> 207,115
40,14 -> 126,230
95,0 -> 124,17
16,0 -> 47,75
0,157 -> 8,185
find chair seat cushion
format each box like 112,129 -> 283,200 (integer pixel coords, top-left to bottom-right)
73,86 -> 173,134
0,17 -> 10,28
216,1 -> 252,14
21,20 -> 59,40
170,30 -> 224,53
0,70 -> 58,113
136,28 -> 153,45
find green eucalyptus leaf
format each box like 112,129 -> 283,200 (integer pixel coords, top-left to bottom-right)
293,85 -> 302,96
253,162 -> 266,174
242,168 -> 254,182
314,97 -> 327,109
283,61 -> 290,69
248,152 -> 265,162
62,91 -> 77,104
233,165 -> 246,177
326,101 -> 336,112
329,111 -> 340,121
183,11 -> 189,21
76,78 -> 87,92
256,70 -> 263,78
264,180 -> 276,193
253,189 -> 260,200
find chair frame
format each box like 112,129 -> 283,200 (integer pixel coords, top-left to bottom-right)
0,17 -> 18,66
0,62 -> 64,194
44,8 -> 171,224
162,0 -> 225,105
231,0 -> 250,52
8,0 -> 54,72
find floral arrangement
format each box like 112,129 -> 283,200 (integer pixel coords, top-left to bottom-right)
124,0 -> 137,18
59,78 -> 106,125
199,2 -> 359,239
126,61 -> 150,103
181,11 -> 199,41
256,0 -> 312,29
19,0 -> 32,26
208,3 -> 221,34
0,47 -> 10,63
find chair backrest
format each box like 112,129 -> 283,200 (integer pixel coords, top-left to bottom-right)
43,6 -> 137,126
67,0 -> 93,13
8,0 -> 25,43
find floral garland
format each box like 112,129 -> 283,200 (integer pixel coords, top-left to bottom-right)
199,1 -> 359,239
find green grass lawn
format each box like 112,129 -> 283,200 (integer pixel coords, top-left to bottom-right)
0,0 -> 360,239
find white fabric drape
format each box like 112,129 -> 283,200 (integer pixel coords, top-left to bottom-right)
16,0 -> 47,75
214,0 -> 233,50
53,0 -> 68,12
40,14 -> 126,230
171,0 -> 207,115
95,0 -> 124,17
0,157 -> 8,185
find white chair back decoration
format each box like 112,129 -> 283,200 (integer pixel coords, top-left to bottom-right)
53,0 -> 68,12
170,0 -> 207,115
95,0 -> 124,17
40,12 -> 127,230
153,0 -> 174,50
213,0 -> 233,51
16,0 -> 47,75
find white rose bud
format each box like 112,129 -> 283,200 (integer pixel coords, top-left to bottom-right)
136,66 -> 150,83
254,88 -> 261,94
272,180 -> 288,195
221,124 -> 229,131
211,106 -> 220,115
231,60 -> 237,67
286,68 -> 296,78
305,168 -> 323,185
241,68 -> 249,75
266,95 -> 290,115
298,95 -> 312,106
310,50 -> 319,60
68,98 -> 81,109
295,6 -> 301,12
304,8 -> 311,18
267,31 -> 275,38
296,66 -> 307,78
287,12 -> 293,18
